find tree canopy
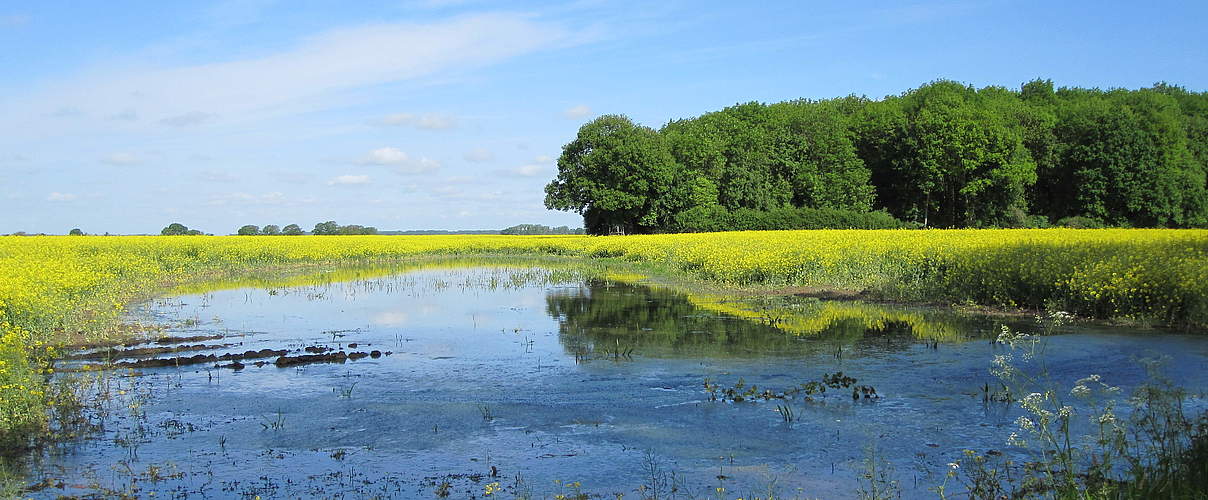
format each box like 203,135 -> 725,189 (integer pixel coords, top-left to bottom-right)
546,80 -> 1208,233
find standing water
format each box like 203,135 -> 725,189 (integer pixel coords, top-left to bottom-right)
24,264 -> 1208,499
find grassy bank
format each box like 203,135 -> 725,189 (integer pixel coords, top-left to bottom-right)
2,229 -> 1206,453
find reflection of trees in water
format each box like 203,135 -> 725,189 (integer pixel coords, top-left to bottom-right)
546,280 -> 970,358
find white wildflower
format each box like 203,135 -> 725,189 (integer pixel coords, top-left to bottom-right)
1021,392 -> 1045,412
1015,416 -> 1035,431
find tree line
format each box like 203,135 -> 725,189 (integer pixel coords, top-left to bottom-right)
237,221 -> 378,235
500,224 -> 586,235
544,79 -> 1208,234
159,221 -> 377,236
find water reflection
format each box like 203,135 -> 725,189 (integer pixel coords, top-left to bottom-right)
549,279 -> 986,358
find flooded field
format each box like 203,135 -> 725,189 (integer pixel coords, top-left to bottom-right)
22,265 -> 1208,499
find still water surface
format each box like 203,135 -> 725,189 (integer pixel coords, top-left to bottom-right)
27,265 -> 1208,499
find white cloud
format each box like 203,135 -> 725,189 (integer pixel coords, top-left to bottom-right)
159,111 -> 214,127
534,154 -> 553,163
100,152 -> 142,166
46,192 -> 77,202
327,174 -> 371,186
360,147 -> 410,165
372,112 -> 457,129
269,170 -> 310,184
507,164 -> 546,177
198,169 -> 238,182
50,107 -> 83,118
463,147 -> 495,163
205,191 -> 287,206
107,109 -> 139,121
357,147 -> 440,174
11,14 -> 568,131
562,104 -> 591,119
401,157 -> 441,173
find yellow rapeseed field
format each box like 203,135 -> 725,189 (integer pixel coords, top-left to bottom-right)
2,229 -> 1207,449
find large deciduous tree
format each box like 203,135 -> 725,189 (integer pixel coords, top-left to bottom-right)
545,115 -> 682,235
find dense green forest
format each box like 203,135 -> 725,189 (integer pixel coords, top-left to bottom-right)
544,80 -> 1208,234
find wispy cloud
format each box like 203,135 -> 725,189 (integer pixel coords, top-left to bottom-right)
160,111 -> 215,127
49,107 -> 84,118
505,163 -> 547,177
197,169 -> 238,182
562,104 -> 591,119
205,191 -> 289,206
100,152 -> 143,166
327,174 -> 371,186
463,147 -> 495,162
359,147 -> 411,165
107,109 -> 139,121
357,147 -> 440,174
371,112 -> 457,129
46,192 -> 77,202
14,14 -> 570,129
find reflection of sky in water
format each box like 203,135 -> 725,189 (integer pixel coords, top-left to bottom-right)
29,266 -> 1208,499
371,311 -> 408,326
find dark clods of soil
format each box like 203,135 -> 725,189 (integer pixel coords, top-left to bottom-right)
93,348 -> 288,369
274,350 -> 392,367
66,343 -> 236,360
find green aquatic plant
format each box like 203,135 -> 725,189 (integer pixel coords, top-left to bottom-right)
704,372 -> 878,404
260,410 -> 286,431
775,404 -> 795,423
478,404 -> 495,422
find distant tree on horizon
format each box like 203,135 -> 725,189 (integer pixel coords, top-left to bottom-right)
68,228 -> 84,236
261,224 -> 281,235
312,221 -> 339,235
160,223 -> 205,235
161,223 -> 189,235
282,224 -> 304,235
237,225 -> 260,236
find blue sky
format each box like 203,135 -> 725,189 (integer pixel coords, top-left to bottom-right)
2,1 -> 1205,234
